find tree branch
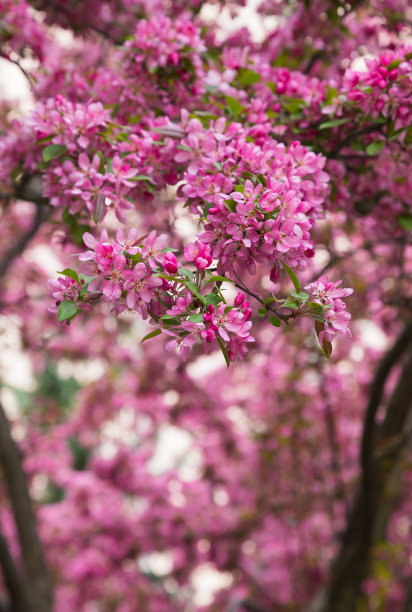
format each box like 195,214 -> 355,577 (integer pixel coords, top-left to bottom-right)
308,322 -> 412,612
0,524 -> 29,612
0,399 -> 52,612
0,203 -> 49,280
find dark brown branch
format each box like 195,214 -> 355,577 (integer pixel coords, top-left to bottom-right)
240,600 -> 272,612
402,578 -> 412,612
0,525 -> 29,612
34,0 -> 121,42
308,323 -> 412,612
328,125 -> 384,159
361,321 -> 412,491
302,50 -> 325,75
0,400 -> 52,612
322,379 -> 348,515
230,271 -> 298,324
0,203 -> 49,280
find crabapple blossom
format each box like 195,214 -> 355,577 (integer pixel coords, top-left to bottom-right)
1,2 -> 412,612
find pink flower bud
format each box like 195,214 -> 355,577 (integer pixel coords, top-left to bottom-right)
270,266 -> 281,284
243,307 -> 252,321
234,292 -> 245,306
205,329 -> 216,342
162,252 -> 178,274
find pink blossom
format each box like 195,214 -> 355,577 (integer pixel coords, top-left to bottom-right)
184,240 -> 213,269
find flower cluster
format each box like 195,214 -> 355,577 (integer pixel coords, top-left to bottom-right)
123,17 -> 205,73
305,276 -> 353,348
177,114 -> 328,277
50,229 -> 255,363
0,95 -> 180,222
341,48 -> 412,126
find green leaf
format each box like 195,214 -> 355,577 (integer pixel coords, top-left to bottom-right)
36,361 -> 80,408
57,301 -> 78,322
280,261 -> 300,292
188,313 -> 204,322
387,59 -> 401,71
223,199 -> 237,212
42,144 -> 68,162
238,68 -> 261,86
36,135 -> 53,145
258,308 -> 266,316
130,252 -> 142,264
206,292 -> 221,307
307,301 -> 325,311
58,268 -> 79,283
388,125 -> 408,141
269,315 -> 281,327
203,202 -> 214,216
184,280 -> 206,305
96,151 -> 106,173
319,118 -> 350,130
290,289 -> 309,301
141,328 -> 162,344
366,140 -> 385,156
217,337 -> 230,368
225,96 -> 244,115
11,164 -> 23,181
128,174 -> 156,183
161,315 -> 181,326
69,436 -> 91,471
315,321 -> 332,357
282,299 -> 299,310
283,99 -> 305,114
154,273 -> 184,283
191,110 -> 219,120
322,339 -> 333,359
263,296 -> 276,307
404,126 -> 412,147
324,86 -> 338,105
311,313 -> 327,323
206,275 -> 234,284
78,274 -> 94,296
349,140 -> 364,152
398,215 -> 412,231
42,481 -> 65,504
178,267 -> 194,279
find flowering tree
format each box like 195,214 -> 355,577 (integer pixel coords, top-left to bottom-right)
0,0 -> 412,610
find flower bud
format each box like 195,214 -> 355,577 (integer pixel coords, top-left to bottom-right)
234,292 -> 245,306
162,252 -> 178,274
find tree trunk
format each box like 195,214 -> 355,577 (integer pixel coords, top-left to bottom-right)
308,324 -> 412,612
0,401 -> 52,612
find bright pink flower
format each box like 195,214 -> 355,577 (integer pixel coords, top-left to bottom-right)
122,263 -> 163,316
184,240 -> 213,269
